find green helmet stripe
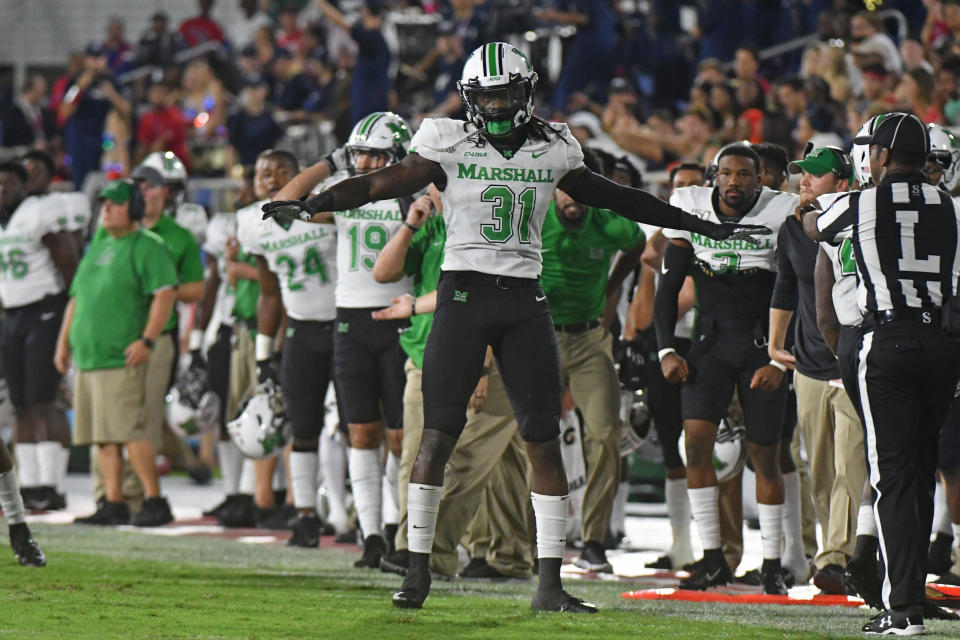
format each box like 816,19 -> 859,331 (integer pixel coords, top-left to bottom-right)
487,43 -> 498,77
358,112 -> 383,136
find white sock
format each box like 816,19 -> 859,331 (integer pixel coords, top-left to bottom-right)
688,486 -> 721,550
320,434 -> 349,532
349,448 -> 382,539
609,479 -> 627,536
531,492 -> 569,558
384,450 -> 400,519
665,477 -> 692,555
0,469 -> 26,524
381,473 -> 398,525
407,483 -> 442,554
238,459 -> 255,495
14,443 -> 39,488
952,522 -> 960,542
36,441 -> 61,487
758,503 -> 784,560
289,451 -> 319,509
272,454 -> 287,490
58,446 -> 70,492
781,471 -> 806,572
857,502 -> 878,537
934,483 -> 953,536
218,440 -> 244,495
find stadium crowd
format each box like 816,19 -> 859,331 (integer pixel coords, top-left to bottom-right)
3,0 -> 960,634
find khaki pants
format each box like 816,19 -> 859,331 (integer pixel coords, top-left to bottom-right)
793,370 -> 866,568
791,425 -> 820,559
396,359 -> 532,578
556,325 -> 620,543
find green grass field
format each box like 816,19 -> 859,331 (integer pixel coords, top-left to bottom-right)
2,523 -> 959,639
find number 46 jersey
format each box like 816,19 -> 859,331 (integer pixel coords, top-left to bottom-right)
409,117 -> 585,279
237,199 -> 337,322
0,196 -> 69,308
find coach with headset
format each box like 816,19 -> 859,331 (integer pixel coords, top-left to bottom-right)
54,179 -> 178,527
803,113 -> 960,635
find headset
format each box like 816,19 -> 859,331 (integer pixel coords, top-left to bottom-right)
107,178 -> 145,221
803,141 -> 855,182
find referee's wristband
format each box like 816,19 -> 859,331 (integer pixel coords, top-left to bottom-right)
403,221 -> 420,233
768,359 -> 787,372
657,347 -> 677,361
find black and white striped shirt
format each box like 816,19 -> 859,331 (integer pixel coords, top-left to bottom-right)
816,173 -> 960,314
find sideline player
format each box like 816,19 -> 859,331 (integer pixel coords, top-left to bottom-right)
263,42 -> 768,612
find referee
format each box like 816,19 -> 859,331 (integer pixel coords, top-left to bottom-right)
803,112 -> 960,635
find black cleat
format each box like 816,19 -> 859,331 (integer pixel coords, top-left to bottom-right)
813,563 -> 846,595
679,553 -> 733,590
574,541 -> 613,573
354,534 -> 386,569
188,465 -> 212,486
10,523 -> 45,567
530,589 -> 598,613
288,513 -> 321,548
217,494 -> 256,528
645,555 -> 674,570
381,549 -> 409,576
392,554 -> 431,608
460,558 -> 508,580
203,495 -> 236,519
927,533 -> 954,576
74,500 -> 131,526
845,554 -> 884,610
862,608 -> 925,635
132,497 -> 174,527
256,504 -> 297,530
923,601 -> 960,621
760,560 -> 788,596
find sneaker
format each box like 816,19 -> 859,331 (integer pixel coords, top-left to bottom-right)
380,549 -> 409,576
47,491 -> 67,511
132,497 -> 174,527
460,558 -> 508,580
922,601 -> 960,621
9,523 -> 45,567
393,553 -> 431,608
75,500 -> 131,526
845,554 -> 884,610
188,465 -> 212,486
574,541 -> 613,573
862,608 -> 925,635
760,560 -> 788,596
218,495 -> 256,528
203,495 -> 236,519
813,563 -> 846,595
530,588 -> 599,613
288,513 -> 321,547
256,504 -> 297,531
645,555 -> 674,570
354,534 -> 386,569
927,533 -> 953,576
679,552 -> 732,590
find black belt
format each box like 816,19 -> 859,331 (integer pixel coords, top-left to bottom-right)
289,318 -> 335,329
442,270 -> 540,290
554,319 -> 600,333
864,308 -> 941,329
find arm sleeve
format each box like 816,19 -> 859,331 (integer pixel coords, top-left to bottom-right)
770,223 -> 798,311
608,214 -> 645,251
653,241 -> 693,351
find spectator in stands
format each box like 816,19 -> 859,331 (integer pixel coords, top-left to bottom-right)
58,43 -> 131,189
734,45 -> 770,94
50,51 -> 84,130
277,4 -> 304,53
1,75 -> 54,149
709,81 -> 740,142
135,82 -> 192,171
936,56 -> 960,125
252,25 -> 278,69
226,0 -> 272,52
269,48 -> 296,108
438,0 -> 488,53
278,48 -> 334,118
858,62 -> 895,105
895,67 -> 943,123
849,10 -> 903,73
735,78 -> 767,143
179,0 -> 225,48
793,107 -> 844,152
774,76 -> 809,128
695,58 -> 728,87
181,58 -> 226,141
901,36 -> 934,74
420,21 -> 466,120
227,76 -> 283,170
135,12 -> 184,69
923,0 -> 952,50
102,16 -> 134,77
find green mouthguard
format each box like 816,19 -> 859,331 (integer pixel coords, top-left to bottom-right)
486,120 -> 512,135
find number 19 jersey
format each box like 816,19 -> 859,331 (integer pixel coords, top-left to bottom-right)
409,117 -> 585,279
237,199 -> 337,322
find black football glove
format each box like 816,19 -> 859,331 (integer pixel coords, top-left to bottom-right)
261,199 -> 318,223
189,349 -> 207,372
323,147 -> 349,174
711,223 -> 772,247
256,358 -> 280,385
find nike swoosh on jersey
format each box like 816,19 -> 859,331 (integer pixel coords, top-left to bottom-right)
535,295 -> 547,302
532,151 -> 547,158
40,312 -> 56,321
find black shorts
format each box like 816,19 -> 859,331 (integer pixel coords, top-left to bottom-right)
781,376 -> 797,441
333,307 -> 407,429
681,320 -> 787,446
422,271 -> 562,443
645,334 -> 690,470
0,294 -> 66,407
837,325 -> 863,420
207,325 -> 232,436
282,318 -> 334,442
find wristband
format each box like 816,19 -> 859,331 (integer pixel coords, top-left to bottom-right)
411,296 -> 417,316
403,221 -> 420,233
768,359 -> 787,372
140,335 -> 155,349
657,347 -> 677,361
188,329 -> 204,351
255,333 -> 274,362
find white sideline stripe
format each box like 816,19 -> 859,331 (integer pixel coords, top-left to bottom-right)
238,536 -> 281,544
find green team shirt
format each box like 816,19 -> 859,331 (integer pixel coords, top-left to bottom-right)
69,229 -> 178,370
231,248 -> 259,325
399,215 -> 446,369
93,215 -> 204,331
540,203 -> 644,325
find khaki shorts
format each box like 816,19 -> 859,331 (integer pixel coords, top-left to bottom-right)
73,366 -> 147,445
143,333 -> 176,448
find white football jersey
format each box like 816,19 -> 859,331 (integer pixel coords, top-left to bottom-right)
816,192 -> 861,327
53,191 -> 92,233
333,199 -> 413,308
237,199 -> 337,322
174,202 -> 208,244
203,213 -> 237,333
0,196 -> 68,307
409,117 -> 585,278
664,185 -> 797,273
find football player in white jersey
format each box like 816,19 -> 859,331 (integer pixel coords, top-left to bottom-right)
0,162 -> 78,512
140,151 -> 208,244
273,112 -> 413,567
263,42 -> 768,612
655,144 -> 798,595
238,149 -> 339,544
22,150 -> 92,249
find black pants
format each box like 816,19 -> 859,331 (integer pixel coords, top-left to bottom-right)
283,319 -> 334,442
857,320 -> 960,610
422,271 -> 562,442
0,294 -> 66,407
208,325 -> 232,437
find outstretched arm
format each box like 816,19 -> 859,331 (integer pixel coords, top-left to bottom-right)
558,168 -> 769,243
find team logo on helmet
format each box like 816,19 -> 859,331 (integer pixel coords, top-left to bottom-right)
345,112 -> 411,174
227,381 -> 289,459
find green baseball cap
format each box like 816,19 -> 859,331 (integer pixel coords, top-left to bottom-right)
787,146 -> 853,181
98,179 -> 136,204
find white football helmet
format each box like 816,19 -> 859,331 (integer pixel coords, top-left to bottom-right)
458,42 -> 538,137
165,366 -> 219,440
228,382 -> 289,459
927,123 -> 960,192
619,388 -> 652,456
678,420 -> 747,483
141,151 -> 188,184
344,112 -> 410,173
850,114 -> 891,189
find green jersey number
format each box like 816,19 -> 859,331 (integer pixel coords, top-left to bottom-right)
713,251 -> 740,274
347,223 -> 388,270
0,249 -> 28,279
839,237 -> 856,276
276,247 -> 329,291
480,186 -> 536,244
